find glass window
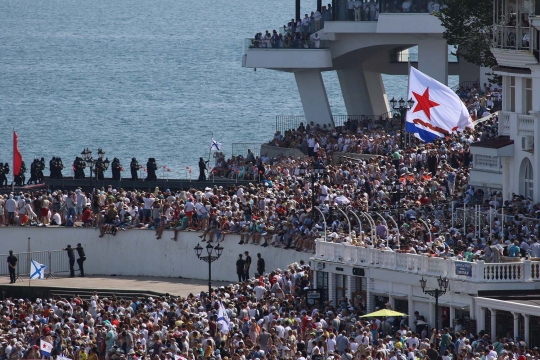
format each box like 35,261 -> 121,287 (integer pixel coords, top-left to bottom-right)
316,272 -> 329,302
508,76 -> 516,112
336,274 -> 347,303
525,78 -> 532,113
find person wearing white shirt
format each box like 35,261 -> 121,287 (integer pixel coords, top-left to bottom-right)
313,33 -> 321,48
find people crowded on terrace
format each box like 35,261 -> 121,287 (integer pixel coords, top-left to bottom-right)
0,260 -> 537,360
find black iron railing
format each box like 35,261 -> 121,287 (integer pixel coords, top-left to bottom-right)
275,112 -> 397,134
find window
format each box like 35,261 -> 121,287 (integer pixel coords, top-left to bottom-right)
508,76 -> 516,112
352,277 -> 366,309
335,274 -> 347,303
520,158 -> 534,199
525,78 -> 532,113
316,271 -> 328,302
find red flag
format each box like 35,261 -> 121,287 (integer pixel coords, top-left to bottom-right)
13,131 -> 22,176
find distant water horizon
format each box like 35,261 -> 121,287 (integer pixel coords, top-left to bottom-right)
0,0 -> 457,179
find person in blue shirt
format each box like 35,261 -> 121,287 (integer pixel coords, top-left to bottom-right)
508,241 -> 521,257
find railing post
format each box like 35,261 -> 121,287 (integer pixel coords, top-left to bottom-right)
47,251 -> 52,278
524,259 -> 532,282
476,260 -> 485,282
393,251 -> 397,270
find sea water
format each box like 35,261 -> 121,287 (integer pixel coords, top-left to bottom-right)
0,0 -> 457,179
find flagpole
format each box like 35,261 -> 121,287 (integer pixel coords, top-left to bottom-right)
207,132 -> 213,174
12,128 -> 15,192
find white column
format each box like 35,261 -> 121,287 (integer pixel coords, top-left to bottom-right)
366,278 -> 374,313
477,307 -> 486,334
418,39 -> 448,85
530,110 -> 540,203
389,295 -> 395,309
364,70 -> 390,115
328,273 -> 337,305
513,312 -> 520,341
524,314 -> 530,345
337,67 -> 374,116
530,66 -> 540,112
346,275 -> 355,303
502,158 -> 512,202
449,306 -> 456,328
312,269 -> 317,289
515,77 -> 524,114
490,309 -> 497,340
294,70 -> 333,128
429,300 -> 436,330
408,285 -> 415,324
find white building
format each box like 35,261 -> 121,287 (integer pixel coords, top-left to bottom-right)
469,0 -> 540,202
312,242 -> 540,347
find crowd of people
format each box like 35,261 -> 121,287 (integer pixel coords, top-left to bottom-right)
0,82 -> 533,262
0,260 -> 537,360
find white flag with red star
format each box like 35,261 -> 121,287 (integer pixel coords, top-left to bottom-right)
406,67 -> 473,143
40,339 -> 53,356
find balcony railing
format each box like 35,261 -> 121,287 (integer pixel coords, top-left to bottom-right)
518,114 -> 534,136
493,25 -> 536,52
314,241 -> 540,283
244,38 -> 330,53
498,111 -> 510,135
275,112 -> 396,133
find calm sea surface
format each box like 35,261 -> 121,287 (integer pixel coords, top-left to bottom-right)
0,0 -> 457,179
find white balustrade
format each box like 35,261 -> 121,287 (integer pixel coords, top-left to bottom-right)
313,242 -> 540,283
518,114 -> 534,136
499,111 -> 510,135
474,155 -> 501,172
483,262 -> 524,281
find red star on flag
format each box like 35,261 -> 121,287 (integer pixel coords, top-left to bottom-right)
412,87 -> 439,120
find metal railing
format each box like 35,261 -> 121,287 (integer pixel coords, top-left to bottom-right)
493,25 -> 535,52
0,250 -> 79,281
275,112 -> 395,134
231,143 -> 261,159
245,38 -> 330,52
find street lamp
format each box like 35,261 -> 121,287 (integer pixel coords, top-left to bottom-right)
419,276 -> 449,332
81,148 -> 94,183
194,242 -> 224,295
390,97 -> 415,149
308,162 -> 325,221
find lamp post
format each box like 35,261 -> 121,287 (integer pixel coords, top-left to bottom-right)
419,276 -> 449,332
81,148 -> 94,185
194,242 -> 224,295
390,97 -> 415,149
299,162 -> 325,221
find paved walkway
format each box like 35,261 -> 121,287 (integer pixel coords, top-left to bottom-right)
9,275 -> 231,297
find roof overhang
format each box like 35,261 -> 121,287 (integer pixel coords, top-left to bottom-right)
470,136 -> 514,157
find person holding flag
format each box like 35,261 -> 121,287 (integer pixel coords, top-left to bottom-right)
217,302 -> 230,335
198,157 -> 209,182
406,67 -> 473,143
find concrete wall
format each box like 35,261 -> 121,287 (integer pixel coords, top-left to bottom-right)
0,228 -> 307,282
244,49 -> 333,69
260,144 -> 306,159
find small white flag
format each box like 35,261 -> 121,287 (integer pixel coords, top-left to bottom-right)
217,301 -> 230,334
30,260 -> 47,280
210,138 -> 222,151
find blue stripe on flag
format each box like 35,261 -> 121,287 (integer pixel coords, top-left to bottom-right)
406,121 -> 442,143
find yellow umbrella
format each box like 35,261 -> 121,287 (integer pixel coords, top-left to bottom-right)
360,309 -> 408,318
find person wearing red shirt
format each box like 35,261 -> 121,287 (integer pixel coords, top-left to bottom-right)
81,205 -> 93,227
